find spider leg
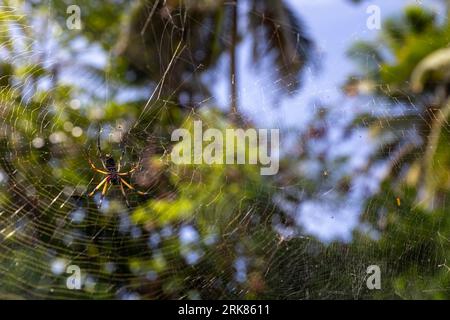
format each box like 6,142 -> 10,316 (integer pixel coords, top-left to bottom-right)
97,127 -> 103,155
119,177 -> 148,195
119,180 -> 130,208
117,134 -> 126,172
88,157 -> 109,174
97,127 -> 108,170
117,164 -> 139,176
88,176 -> 108,197
98,179 -> 111,208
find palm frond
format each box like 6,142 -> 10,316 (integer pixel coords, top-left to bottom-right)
248,0 -> 313,93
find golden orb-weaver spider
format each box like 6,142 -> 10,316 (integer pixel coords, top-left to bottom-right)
87,131 -> 147,208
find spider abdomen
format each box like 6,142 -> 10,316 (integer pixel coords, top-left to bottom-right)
105,156 -> 117,172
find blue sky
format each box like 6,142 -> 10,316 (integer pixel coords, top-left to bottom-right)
213,0 -> 444,129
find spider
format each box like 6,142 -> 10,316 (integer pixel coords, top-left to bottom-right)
87,131 -> 147,208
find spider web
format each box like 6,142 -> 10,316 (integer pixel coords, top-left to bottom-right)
0,3 -> 185,298
0,0 -> 446,300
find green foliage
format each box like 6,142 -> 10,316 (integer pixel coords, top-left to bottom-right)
344,3 -> 450,299
0,2 -> 301,299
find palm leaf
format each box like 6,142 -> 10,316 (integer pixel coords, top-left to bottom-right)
410,47 -> 450,93
248,0 -> 312,93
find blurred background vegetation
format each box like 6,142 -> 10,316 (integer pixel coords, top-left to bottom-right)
1,0 -> 450,299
